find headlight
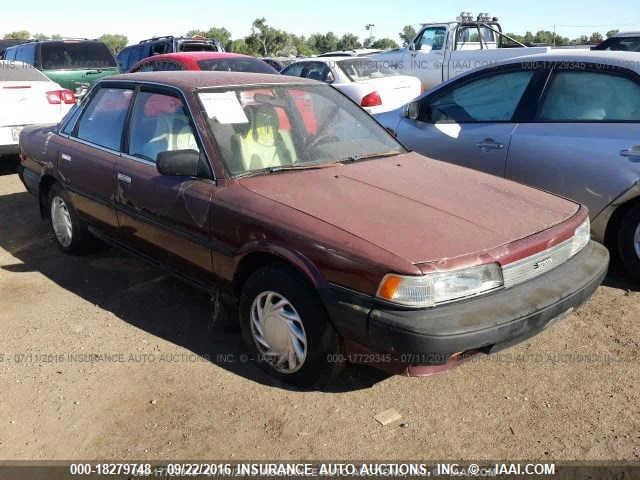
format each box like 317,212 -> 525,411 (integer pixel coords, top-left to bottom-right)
570,217 -> 590,257
376,263 -> 504,308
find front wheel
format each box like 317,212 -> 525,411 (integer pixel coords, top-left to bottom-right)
617,205 -> 640,282
239,264 -> 342,388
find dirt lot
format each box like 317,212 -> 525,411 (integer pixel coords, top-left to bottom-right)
0,160 -> 639,461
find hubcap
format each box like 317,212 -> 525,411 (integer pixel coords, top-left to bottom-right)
51,196 -> 73,248
250,291 -> 308,374
634,223 -> 640,259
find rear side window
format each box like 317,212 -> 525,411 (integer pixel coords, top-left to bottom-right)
14,44 -> 36,65
197,58 -> 276,74
75,88 -> 133,150
539,71 -> 640,122
40,42 -> 116,70
0,61 -> 48,81
428,70 -> 534,122
128,91 -> 199,163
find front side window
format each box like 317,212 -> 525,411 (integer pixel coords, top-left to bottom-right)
199,84 -> 404,176
128,91 -> 199,163
415,27 -> 447,51
539,70 -> 640,122
428,70 -> 534,123
75,87 -> 133,150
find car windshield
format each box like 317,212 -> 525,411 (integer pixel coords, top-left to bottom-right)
337,58 -> 398,81
199,84 -> 404,177
197,58 -> 276,74
41,42 -> 117,70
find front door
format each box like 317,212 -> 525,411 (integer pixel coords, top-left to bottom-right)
114,87 -> 217,284
396,65 -> 539,177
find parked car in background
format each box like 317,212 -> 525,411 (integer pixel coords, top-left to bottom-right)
282,56 -> 421,114
317,49 -> 383,57
376,51 -> 640,280
129,52 -> 277,74
18,71 -> 607,386
0,39 -> 32,58
592,32 -> 640,52
3,40 -> 118,95
260,57 -> 298,72
116,36 -> 224,73
0,60 -> 74,157
370,13 -> 550,89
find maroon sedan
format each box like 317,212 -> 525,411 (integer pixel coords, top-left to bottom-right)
18,71 -> 608,387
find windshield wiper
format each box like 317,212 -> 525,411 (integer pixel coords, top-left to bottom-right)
340,151 -> 403,163
267,162 -> 340,173
233,162 -> 339,179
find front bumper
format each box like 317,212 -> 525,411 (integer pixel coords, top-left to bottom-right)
322,241 -> 609,365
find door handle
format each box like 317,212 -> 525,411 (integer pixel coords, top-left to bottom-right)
476,139 -> 505,151
60,153 -> 72,162
117,173 -> 132,184
620,147 -> 640,159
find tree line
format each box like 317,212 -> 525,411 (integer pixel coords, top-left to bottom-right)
3,20 -> 621,57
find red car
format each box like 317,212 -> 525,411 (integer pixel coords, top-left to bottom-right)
129,51 -> 278,75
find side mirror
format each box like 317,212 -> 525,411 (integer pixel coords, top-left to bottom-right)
156,149 -> 203,177
419,44 -> 433,54
404,101 -> 420,121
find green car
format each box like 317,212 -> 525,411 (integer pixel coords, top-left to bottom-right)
3,40 -> 118,94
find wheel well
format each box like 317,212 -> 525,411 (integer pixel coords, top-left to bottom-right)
233,252 -> 311,295
604,196 -> 640,256
38,175 -> 58,218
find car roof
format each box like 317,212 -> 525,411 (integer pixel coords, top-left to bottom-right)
510,50 -> 640,73
104,70 -> 319,90
143,52 -> 252,62
610,31 -> 640,37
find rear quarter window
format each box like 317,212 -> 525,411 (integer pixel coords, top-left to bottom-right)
40,42 -> 117,70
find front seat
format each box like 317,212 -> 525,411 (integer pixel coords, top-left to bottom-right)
231,104 -> 297,171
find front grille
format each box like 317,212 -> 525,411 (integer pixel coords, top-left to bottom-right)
502,236 -> 574,288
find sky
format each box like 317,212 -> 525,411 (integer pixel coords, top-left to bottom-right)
2,0 -> 640,44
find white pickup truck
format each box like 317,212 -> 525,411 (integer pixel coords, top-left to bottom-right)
371,13 -> 550,89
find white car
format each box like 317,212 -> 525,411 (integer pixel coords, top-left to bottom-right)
281,56 -> 421,114
0,60 -> 74,157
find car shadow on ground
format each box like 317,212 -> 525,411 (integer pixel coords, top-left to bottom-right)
0,186 -> 390,393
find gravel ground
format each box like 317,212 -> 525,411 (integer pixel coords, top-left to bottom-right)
0,161 -> 639,460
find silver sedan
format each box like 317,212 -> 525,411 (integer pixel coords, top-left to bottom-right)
376,50 -> 640,281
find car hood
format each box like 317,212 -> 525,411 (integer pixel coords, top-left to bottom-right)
238,152 -> 578,265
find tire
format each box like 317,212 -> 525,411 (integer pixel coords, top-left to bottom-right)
617,204 -> 640,283
239,264 -> 343,388
48,183 -> 101,255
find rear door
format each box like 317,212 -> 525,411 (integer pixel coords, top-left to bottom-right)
507,63 -> 640,218
396,64 -> 544,177
115,86 -> 217,283
56,85 -> 134,233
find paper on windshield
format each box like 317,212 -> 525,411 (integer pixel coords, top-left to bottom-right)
199,92 -> 248,124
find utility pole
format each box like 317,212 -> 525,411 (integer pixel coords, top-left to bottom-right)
365,24 -> 375,46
